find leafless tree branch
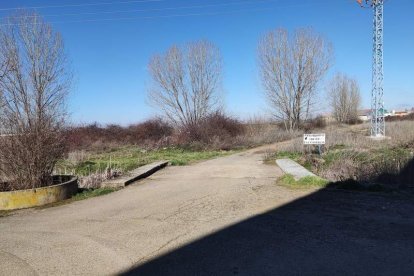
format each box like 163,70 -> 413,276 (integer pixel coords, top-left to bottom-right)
327,73 -> 361,123
0,12 -> 72,190
148,40 -> 222,127
258,28 -> 332,131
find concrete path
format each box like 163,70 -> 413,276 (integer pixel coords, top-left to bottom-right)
1,145 -> 414,275
276,158 -> 316,180
0,146 -> 299,275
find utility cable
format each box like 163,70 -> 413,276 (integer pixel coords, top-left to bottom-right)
0,0 -> 166,11
16,0 -> 280,19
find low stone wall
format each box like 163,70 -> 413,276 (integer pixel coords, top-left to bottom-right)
0,176 -> 78,210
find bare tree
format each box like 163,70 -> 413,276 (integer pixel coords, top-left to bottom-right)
0,13 -> 71,190
327,73 -> 361,124
148,40 -> 222,127
258,28 -> 333,131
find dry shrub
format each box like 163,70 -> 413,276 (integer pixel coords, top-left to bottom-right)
64,123 -> 103,151
320,152 -> 361,182
301,116 -> 327,132
320,121 -> 414,188
64,116 -> 302,152
127,118 -> 173,143
64,115 -> 302,153
277,121 -> 414,188
67,150 -> 90,166
322,121 -> 414,150
77,167 -> 124,189
366,157 -> 411,185
325,131 -> 374,151
79,173 -> 107,189
65,118 -> 173,151
346,118 -> 363,125
174,111 -> 245,150
386,121 -> 414,147
243,118 -> 299,146
181,113 -> 299,150
0,131 -> 65,191
277,136 -> 304,153
321,153 -> 413,188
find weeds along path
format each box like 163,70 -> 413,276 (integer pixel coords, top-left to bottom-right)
0,143 -> 308,275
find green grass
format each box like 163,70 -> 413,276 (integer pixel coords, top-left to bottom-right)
1,147 -> 238,215
371,147 -> 412,160
274,144 -> 413,174
329,144 -> 346,150
273,142 -> 412,192
56,147 -> 237,176
321,147 -> 411,171
264,151 -> 302,165
279,174 -> 329,189
273,151 -> 302,161
322,151 -> 344,167
72,187 -> 118,200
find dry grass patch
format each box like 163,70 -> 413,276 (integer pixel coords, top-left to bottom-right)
271,121 -> 414,191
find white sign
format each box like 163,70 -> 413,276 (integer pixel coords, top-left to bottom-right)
303,133 -> 325,145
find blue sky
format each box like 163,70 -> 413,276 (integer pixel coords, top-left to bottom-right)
1,0 -> 413,125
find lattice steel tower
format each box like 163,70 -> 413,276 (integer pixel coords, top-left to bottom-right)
358,0 -> 385,137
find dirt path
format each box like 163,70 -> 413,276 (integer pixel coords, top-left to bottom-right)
1,144 -> 414,275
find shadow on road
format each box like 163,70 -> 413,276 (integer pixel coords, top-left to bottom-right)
121,186 -> 414,275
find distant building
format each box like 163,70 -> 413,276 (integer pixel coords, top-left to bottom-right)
319,113 -> 336,123
358,108 -> 413,121
357,109 -> 372,121
357,108 -> 391,121
392,110 -> 410,117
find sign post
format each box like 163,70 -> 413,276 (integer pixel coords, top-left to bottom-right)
303,133 -> 326,155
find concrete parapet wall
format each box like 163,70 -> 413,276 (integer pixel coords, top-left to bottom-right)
101,161 -> 168,188
0,176 -> 78,210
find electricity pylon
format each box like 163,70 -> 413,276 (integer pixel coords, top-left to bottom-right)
358,0 -> 385,137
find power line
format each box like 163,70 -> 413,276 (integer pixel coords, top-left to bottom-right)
1,7 -> 277,26
0,0 -> 166,11
0,0 -> 335,26
10,0 -> 281,19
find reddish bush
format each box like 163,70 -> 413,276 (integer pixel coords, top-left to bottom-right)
127,118 -> 173,143
175,111 -> 245,149
64,118 -> 173,151
64,123 -> 105,151
64,114 -> 245,151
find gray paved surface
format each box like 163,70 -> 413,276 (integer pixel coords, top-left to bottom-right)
276,158 -> 316,180
125,189 -> 414,276
1,145 -> 414,275
0,147 -> 297,275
